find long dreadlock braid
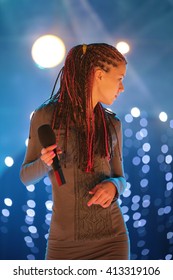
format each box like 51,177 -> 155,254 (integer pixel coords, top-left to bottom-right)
50,43 -> 127,172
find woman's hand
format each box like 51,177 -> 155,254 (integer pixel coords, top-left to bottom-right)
87,181 -> 117,208
40,144 -> 62,166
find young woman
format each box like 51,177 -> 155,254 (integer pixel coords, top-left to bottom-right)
20,43 -> 130,259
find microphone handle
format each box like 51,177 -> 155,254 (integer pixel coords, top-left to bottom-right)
54,170 -> 66,186
52,149 -> 66,186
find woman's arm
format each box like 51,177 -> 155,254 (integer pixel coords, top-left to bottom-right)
87,116 -> 127,208
103,116 -> 127,199
20,105 -> 53,186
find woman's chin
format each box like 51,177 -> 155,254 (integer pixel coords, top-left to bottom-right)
103,100 -> 114,106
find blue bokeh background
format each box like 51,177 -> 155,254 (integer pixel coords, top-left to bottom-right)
0,0 -> 173,260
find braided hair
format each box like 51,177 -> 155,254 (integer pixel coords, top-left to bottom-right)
50,43 -> 127,172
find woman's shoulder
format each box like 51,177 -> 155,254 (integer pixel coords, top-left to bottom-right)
31,100 -> 57,126
104,108 -> 121,126
35,99 -> 57,114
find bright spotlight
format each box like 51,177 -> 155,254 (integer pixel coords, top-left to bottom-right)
116,41 -> 130,54
131,107 -> 141,118
4,156 -> 14,167
159,112 -> 168,122
31,35 -> 66,69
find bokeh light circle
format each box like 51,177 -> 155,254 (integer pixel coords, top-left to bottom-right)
116,41 -> 130,54
159,112 -> 168,122
31,35 -> 66,68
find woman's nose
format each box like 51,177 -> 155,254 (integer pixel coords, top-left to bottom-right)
119,82 -> 124,93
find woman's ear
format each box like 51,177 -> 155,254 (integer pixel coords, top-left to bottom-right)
94,69 -> 103,81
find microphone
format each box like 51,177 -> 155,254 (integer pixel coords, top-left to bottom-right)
38,124 -> 66,186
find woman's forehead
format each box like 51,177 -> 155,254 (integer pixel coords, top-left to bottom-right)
111,63 -> 126,75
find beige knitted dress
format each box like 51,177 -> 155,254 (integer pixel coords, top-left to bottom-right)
20,102 -> 130,260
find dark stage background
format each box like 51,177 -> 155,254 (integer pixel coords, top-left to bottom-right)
0,0 -> 173,260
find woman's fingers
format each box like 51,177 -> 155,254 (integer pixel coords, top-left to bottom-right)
88,182 -> 116,208
87,185 -> 107,207
40,144 -> 62,166
101,199 -> 111,208
40,151 -> 55,166
41,144 -> 57,154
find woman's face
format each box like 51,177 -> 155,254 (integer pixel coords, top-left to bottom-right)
92,63 -> 126,108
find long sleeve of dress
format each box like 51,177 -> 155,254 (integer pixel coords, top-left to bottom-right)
20,104 -> 53,186
102,115 -> 127,198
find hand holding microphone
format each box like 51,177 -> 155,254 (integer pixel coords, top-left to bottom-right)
38,124 -> 66,186
40,144 -> 61,167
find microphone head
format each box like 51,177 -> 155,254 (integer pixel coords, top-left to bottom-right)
38,124 -> 56,148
